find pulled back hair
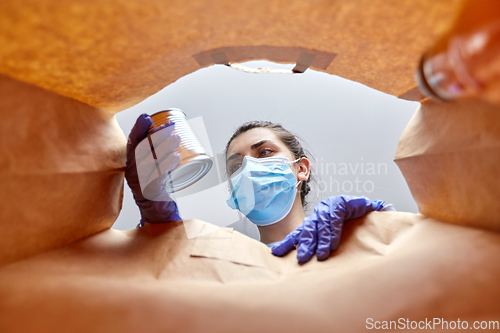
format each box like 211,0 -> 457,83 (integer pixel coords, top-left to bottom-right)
225,121 -> 314,208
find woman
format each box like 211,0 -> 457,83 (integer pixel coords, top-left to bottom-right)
224,121 -> 313,247
126,114 -> 393,263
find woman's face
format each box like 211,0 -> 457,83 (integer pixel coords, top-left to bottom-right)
226,127 -> 297,177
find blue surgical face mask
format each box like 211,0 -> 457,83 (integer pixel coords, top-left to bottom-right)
226,155 -> 302,226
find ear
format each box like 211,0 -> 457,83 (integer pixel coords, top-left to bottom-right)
297,157 -> 311,182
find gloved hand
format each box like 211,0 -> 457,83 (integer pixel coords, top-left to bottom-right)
125,113 -> 182,225
271,195 -> 386,263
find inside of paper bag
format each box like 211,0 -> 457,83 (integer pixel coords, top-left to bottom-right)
1,0 -> 500,331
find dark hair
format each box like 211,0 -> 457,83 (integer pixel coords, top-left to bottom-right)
225,120 -> 314,208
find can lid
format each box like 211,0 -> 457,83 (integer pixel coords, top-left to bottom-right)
147,108 -> 187,135
164,155 -> 213,193
150,108 -> 186,118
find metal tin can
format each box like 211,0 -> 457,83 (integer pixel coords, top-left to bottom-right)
147,108 -> 213,193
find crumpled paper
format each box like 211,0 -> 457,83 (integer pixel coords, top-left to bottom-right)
0,212 -> 498,332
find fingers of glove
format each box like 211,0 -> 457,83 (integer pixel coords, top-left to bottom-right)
315,207 -> 333,261
135,150 -> 179,198
271,224 -> 303,257
154,134 -> 181,163
296,217 -> 318,264
158,152 -> 180,178
329,216 -> 344,252
133,132 -> 179,170
342,196 -> 373,220
128,114 -> 153,149
149,122 -> 176,147
140,153 -> 180,202
142,152 -> 180,190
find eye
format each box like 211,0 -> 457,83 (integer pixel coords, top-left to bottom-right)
259,148 -> 274,157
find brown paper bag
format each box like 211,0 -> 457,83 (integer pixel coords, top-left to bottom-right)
0,75 -> 127,266
395,99 -> 500,231
0,0 -> 462,112
0,213 -> 498,332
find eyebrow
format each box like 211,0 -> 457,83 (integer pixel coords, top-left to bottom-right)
226,139 -> 277,163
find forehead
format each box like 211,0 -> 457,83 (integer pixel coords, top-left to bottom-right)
227,127 -> 285,155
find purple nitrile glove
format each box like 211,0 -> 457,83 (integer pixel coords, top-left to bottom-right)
271,195 -> 386,263
125,113 -> 181,225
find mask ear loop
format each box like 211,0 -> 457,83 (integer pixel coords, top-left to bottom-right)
290,157 -> 304,189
